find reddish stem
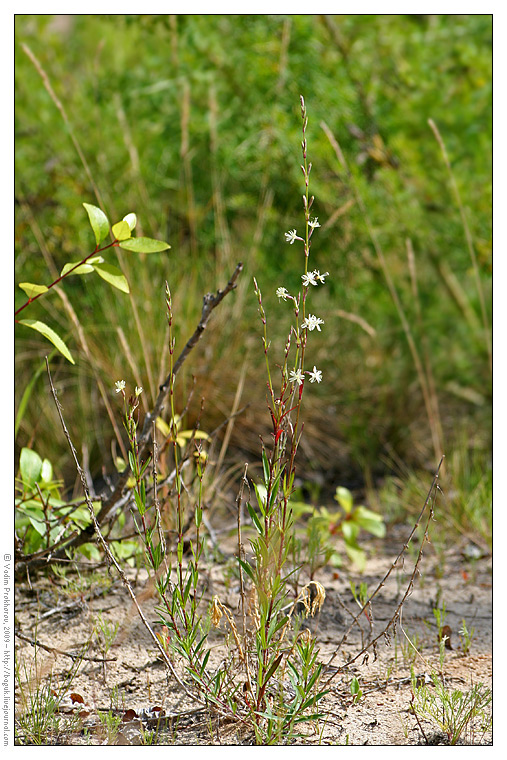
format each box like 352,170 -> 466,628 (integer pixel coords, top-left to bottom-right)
15,240 -> 118,317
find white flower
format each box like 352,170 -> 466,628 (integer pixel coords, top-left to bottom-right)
301,314 -> 324,332
135,386 -> 143,397
312,270 -> 329,283
308,217 -> 321,229
285,229 -> 298,244
308,366 -> 323,383
115,380 -> 126,394
301,272 -> 318,287
289,368 -> 305,386
276,287 -> 291,301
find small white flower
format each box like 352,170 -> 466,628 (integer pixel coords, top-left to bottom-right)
135,386 -> 143,397
289,368 -> 305,386
312,270 -> 329,284
301,314 -> 325,332
285,229 -> 298,244
276,287 -> 291,301
301,272 -> 318,287
308,217 -> 321,229
115,380 -> 126,394
308,366 -> 323,383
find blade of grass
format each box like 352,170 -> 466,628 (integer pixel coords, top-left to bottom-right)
428,118 -> 491,373
321,119 -> 444,461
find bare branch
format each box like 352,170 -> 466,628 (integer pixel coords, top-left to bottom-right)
98,261 -> 243,519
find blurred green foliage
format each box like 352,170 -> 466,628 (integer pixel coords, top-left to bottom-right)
15,15 -> 491,499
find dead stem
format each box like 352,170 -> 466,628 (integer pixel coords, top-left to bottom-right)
15,630 -> 115,664
99,261 -> 243,519
322,456 -> 445,685
45,358 -> 199,703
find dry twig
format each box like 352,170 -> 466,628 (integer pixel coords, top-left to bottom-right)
322,456 -> 445,686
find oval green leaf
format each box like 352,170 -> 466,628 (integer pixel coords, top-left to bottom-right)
40,458 -> 53,483
92,262 -> 130,293
123,213 -> 137,231
155,417 -> 171,437
119,237 -> 171,253
83,202 -> 110,245
20,447 -> 43,487
60,262 -> 94,277
354,506 -> 386,538
60,256 -> 104,276
18,282 -> 49,298
18,319 -> 75,364
335,486 -> 353,513
112,220 -> 131,241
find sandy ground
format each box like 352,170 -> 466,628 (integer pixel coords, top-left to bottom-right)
14,524 -> 492,745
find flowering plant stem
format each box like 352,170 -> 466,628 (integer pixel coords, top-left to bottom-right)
238,96 -> 329,737
109,98 -> 328,745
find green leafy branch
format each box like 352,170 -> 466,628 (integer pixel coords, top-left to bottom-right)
293,486 -> 386,573
15,203 -> 170,364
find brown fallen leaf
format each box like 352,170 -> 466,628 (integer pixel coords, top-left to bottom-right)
122,708 -> 138,722
439,625 -> 453,649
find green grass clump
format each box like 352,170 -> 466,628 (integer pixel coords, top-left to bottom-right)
15,14 -> 491,497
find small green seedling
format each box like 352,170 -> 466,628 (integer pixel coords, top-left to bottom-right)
350,676 -> 363,705
458,619 -> 475,655
411,672 -> 492,745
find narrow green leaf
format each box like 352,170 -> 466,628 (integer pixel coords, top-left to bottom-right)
123,213 -> 137,231
92,262 -> 130,293
119,237 -> 171,253
83,202 -> 110,245
139,455 -> 152,478
200,649 -> 211,675
262,448 -> 270,485
183,574 -> 193,603
269,469 -> 283,508
112,220 -> 131,241
262,653 -> 283,685
267,615 -> 289,643
18,282 -> 48,298
238,558 -> 254,580
18,319 -> 75,364
246,502 -> 263,534
254,483 -> 267,517
15,355 -> 54,438
134,490 -> 145,516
